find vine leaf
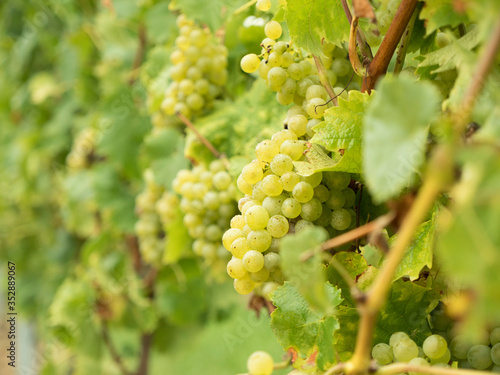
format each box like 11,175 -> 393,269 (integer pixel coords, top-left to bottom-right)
311,91 -> 373,173
334,280 -> 438,360
391,207 -> 438,281
419,0 -> 469,35
327,252 -> 368,305
293,144 -> 341,177
363,74 -> 440,203
285,0 -> 350,56
270,282 -> 343,371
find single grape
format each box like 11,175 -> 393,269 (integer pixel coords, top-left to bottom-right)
423,334 -> 448,359
326,188 -> 346,209
270,154 -> 293,176
271,130 -> 298,147
305,84 -> 328,101
306,98 -> 327,119
247,351 -> 274,375
324,171 -> 351,190
267,215 -> 289,238
342,188 -> 356,208
288,115 -> 307,137
245,205 -> 270,230
227,257 -> 247,279
435,32 -> 451,48
262,196 -> 285,216
231,237 -> 250,258
306,118 -> 321,137
281,171 -> 301,191
222,228 -> 244,250
280,78 -> 297,96
429,349 -> 450,365
292,181 -> 314,203
287,63 -> 304,80
247,230 -> 272,252
255,140 -> 279,163
261,174 -> 284,196
264,252 -> 281,272
274,41 -> 288,55
250,268 -> 270,283
467,345 -> 492,370
243,250 -> 265,272
300,172 -> 322,188
491,328 -> 500,346
267,67 -> 287,91
408,357 -> 430,375
234,276 -> 255,295
450,336 -> 471,360
393,337 -> 419,362
491,343 -> 500,365
242,162 -> 264,184
213,171 -> 231,190
372,343 -> 394,365
265,21 -> 282,39
313,185 -> 330,203
267,52 -> 283,68
330,208 -> 351,230
300,198 -> 323,221
389,332 -> 410,348
282,197 -> 301,219
295,219 -> 315,232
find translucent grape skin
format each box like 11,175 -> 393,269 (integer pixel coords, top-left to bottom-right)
393,337 -> 419,362
422,334 -> 448,359
372,343 -> 394,365
265,21 -> 282,40
450,335 -> 471,360
492,343 -> 500,365
234,276 -> 255,294
408,357 -> 430,375
267,214 -> 289,238
241,54 -> 261,73
242,250 -> 265,272
245,205 -> 270,230
247,351 -> 274,375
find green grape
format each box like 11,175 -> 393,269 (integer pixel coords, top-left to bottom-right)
241,200 -> 259,215
264,252 -> 281,272
227,257 -> 247,279
213,171 -> 231,190
206,224 -> 222,241
408,357 -> 430,375
250,268 -> 270,283
237,175 -> 253,195
241,54 -> 261,73
433,363 -> 450,369
286,62 -> 303,79
305,84 -> 328,101
234,276 -> 255,295
326,188 -> 346,209
393,337 -> 419,362
242,162 -> 264,184
288,114 -> 308,137
491,328 -> 500,346
256,0 -> 271,11
261,174 -> 284,196
255,140 -> 279,163
203,191 -> 219,210
267,52 -> 283,68
280,140 -> 306,161
271,130 -> 298,147
245,205 -> 270,230
223,228 -> 244,250
295,219 -> 314,232
243,250 -> 265,272
281,78 -> 297,96
281,51 -> 293,67
300,60 -> 313,75
493,365 -> 500,373
270,154 -> 293,176
262,195 -> 285,216
268,68 -> 287,91
389,332 -> 410,348
231,215 -> 246,229
467,345 -> 492,370
262,282 -> 279,297
300,198 -> 323,221
274,41 -> 288,55
429,349 -> 450,365
314,205 -> 332,227
282,198 -> 301,219
252,182 -> 267,202
247,351 -> 274,375
324,171 -> 351,190
450,336 -> 471,360
372,343 -> 394,365
301,172 -> 322,188
292,181 -> 314,203
306,118 -> 321,137
332,58 -> 352,76
306,97 -> 327,118
247,230 -> 272,252
342,188 -> 356,207
259,60 -> 272,79
265,21 -> 282,39
491,343 -> 500,365
269,238 -> 280,252
313,185 -> 330,203
423,335 -> 448,360
276,91 -> 293,105
231,237 -> 250,258
267,215 -> 289,238
281,171 -> 301,191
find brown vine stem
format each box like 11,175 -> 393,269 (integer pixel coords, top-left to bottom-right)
176,112 -> 226,162
313,55 -> 337,104
393,8 -> 417,75
101,321 -> 132,375
136,333 -> 153,375
362,0 -> 418,92
377,363 -> 493,375
340,0 -> 373,63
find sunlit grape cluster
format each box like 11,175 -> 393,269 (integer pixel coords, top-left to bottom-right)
371,329 -> 500,372
223,125 -> 357,295
173,159 -> 238,268
153,15 -> 228,129
135,169 -> 168,265
66,127 -> 99,170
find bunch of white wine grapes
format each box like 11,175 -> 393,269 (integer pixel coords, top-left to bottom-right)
372,332 -> 452,370
66,127 -> 99,170
155,191 -> 179,227
154,14 -> 228,129
376,0 -> 403,35
173,159 -> 238,268
451,327 -> 500,371
135,169 -> 166,265
222,124 -> 357,295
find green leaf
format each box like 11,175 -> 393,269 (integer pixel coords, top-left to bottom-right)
270,282 -> 342,370
417,28 -> 480,74
334,280 -> 437,360
293,144 -> 341,176
285,0 -> 350,56
163,207 -> 192,264
327,252 -> 368,305
173,0 -> 242,31
311,91 -> 373,173
391,207 -> 438,281
280,227 -> 331,312
436,147 -> 500,339
363,75 -> 440,202
419,0 -> 469,35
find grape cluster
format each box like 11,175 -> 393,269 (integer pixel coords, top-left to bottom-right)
173,159 -> 238,268
134,169 -> 167,265
154,15 -> 228,129
66,127 -> 99,170
223,125 -> 357,295
376,0 -> 403,34
372,330 -> 500,372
